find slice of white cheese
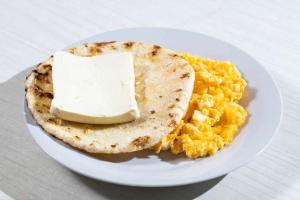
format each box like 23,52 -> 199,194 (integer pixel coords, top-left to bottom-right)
50,51 -> 140,124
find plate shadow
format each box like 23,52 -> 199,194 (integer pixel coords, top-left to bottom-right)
72,170 -> 225,200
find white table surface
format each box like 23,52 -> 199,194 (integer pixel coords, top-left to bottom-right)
0,0 -> 300,199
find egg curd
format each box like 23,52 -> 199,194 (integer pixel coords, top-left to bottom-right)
153,54 -> 248,159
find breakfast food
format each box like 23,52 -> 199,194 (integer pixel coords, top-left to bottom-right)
50,51 -> 139,124
25,41 -> 195,153
25,41 -> 248,159
153,54 -> 247,159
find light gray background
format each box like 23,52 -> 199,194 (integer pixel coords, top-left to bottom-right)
0,0 -> 299,199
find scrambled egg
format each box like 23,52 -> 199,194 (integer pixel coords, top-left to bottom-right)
153,54 -> 248,159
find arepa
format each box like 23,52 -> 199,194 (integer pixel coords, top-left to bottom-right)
25,41 -> 195,153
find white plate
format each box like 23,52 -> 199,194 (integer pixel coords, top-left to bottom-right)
24,27 -> 282,187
